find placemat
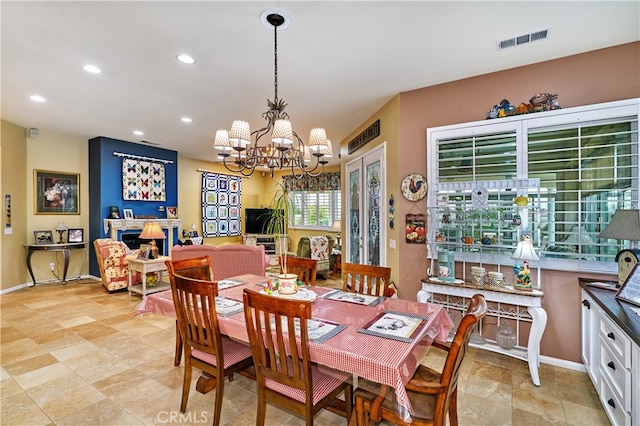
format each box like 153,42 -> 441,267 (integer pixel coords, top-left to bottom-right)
217,278 -> 246,290
322,289 -> 384,306
357,311 -> 430,343
215,297 -> 244,317
277,317 -> 346,344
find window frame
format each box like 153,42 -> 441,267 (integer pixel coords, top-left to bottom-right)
290,189 -> 342,230
427,98 -> 639,275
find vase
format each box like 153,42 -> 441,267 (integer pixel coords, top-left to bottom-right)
277,273 -> 298,294
495,321 -> 516,350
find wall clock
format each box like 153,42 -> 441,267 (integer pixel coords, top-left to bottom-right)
615,248 -> 640,287
401,174 -> 427,201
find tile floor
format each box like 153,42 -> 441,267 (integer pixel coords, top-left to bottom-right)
1,278 -> 609,425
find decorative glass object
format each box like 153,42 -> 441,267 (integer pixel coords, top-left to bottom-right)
495,321 -> 517,350
469,324 -> 486,345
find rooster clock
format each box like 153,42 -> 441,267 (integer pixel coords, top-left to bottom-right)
401,173 -> 427,201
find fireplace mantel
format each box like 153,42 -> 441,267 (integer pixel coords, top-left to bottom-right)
103,218 -> 182,255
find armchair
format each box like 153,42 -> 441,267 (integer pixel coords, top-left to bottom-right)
93,238 -> 141,292
296,235 -> 334,278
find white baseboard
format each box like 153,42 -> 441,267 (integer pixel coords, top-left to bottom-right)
0,274 -> 100,295
540,355 -> 585,372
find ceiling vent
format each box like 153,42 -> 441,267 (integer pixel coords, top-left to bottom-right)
141,140 -> 161,146
497,28 -> 550,51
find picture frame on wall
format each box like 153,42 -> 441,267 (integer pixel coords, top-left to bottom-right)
34,170 -> 80,215
123,209 -> 134,220
616,264 -> 640,307
34,230 -> 53,244
67,228 -> 84,243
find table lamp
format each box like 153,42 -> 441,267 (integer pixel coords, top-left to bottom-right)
139,222 -> 166,259
511,235 -> 539,291
331,220 -> 341,249
597,209 -> 640,287
54,222 -> 67,244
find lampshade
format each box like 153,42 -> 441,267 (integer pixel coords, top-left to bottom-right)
330,220 -> 341,233
271,119 -> 294,145
597,209 -> 640,241
55,222 -> 67,231
213,129 -> 232,151
307,128 -> 328,152
228,120 -> 251,148
139,222 -> 166,240
318,139 -> 333,158
511,235 -> 539,261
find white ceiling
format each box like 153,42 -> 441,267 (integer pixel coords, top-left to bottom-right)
2,1 -> 638,166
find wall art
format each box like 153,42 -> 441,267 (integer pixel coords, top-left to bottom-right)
34,170 -> 80,215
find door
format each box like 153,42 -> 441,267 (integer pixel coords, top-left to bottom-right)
345,144 -> 386,266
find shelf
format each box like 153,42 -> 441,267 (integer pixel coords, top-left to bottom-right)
128,281 -> 170,296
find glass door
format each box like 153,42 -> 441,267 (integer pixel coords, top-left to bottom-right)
345,144 -> 386,266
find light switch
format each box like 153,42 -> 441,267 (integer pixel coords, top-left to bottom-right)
4,227 -> 13,235
389,239 -> 396,249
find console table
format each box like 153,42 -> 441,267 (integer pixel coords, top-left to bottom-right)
418,278 -> 547,386
103,218 -> 181,255
24,242 -> 87,285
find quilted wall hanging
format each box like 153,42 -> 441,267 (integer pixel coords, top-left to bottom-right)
201,172 -> 241,237
122,159 -> 166,201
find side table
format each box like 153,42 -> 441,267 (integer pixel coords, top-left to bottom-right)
24,242 -> 88,286
127,255 -> 171,296
331,250 -> 342,276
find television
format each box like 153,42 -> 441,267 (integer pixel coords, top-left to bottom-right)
244,208 -> 273,234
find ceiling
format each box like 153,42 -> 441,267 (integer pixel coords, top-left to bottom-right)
2,1 -> 638,167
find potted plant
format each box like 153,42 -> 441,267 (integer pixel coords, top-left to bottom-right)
264,182 -> 297,294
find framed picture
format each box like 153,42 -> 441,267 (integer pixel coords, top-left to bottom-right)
616,264 -> 640,307
34,230 -> 54,244
34,170 -> 80,215
123,209 -> 134,220
167,206 -> 178,219
109,206 -> 121,219
67,228 -> 84,243
137,244 -> 150,260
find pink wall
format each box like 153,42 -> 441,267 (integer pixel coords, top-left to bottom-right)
396,42 -> 640,363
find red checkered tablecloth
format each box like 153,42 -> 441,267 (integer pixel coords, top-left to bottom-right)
136,274 -> 453,419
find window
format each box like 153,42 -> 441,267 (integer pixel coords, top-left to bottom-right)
290,190 -> 341,228
428,99 -> 639,273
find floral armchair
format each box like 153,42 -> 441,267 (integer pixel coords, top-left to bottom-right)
296,235 -> 334,278
93,238 -> 141,292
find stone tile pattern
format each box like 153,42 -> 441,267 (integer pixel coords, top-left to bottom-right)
1,278 -> 609,425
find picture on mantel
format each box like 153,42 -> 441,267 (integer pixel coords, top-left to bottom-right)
122,159 -> 166,201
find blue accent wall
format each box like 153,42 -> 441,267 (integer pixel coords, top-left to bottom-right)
88,136 -> 178,277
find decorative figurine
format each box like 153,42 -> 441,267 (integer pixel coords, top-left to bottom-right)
513,260 -> 532,291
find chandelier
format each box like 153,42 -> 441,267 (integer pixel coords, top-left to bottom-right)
213,10 -> 331,178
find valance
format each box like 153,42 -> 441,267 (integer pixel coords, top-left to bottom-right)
283,172 -> 340,191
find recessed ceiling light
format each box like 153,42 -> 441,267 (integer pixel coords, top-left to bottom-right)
30,95 -> 46,102
133,130 -> 144,136
176,54 -> 196,64
181,117 -> 192,123
83,64 -> 102,74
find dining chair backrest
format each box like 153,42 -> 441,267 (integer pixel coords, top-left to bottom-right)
166,256 -> 213,281
279,255 -> 318,286
342,263 -> 392,297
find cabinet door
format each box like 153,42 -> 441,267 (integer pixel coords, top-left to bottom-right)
581,289 -> 600,386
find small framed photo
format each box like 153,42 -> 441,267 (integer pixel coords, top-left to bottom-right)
137,244 -> 150,260
616,264 -> 640,307
109,206 -> 121,219
123,209 -> 134,220
167,206 -> 178,219
34,230 -> 54,245
68,228 -> 84,243
34,170 -> 80,215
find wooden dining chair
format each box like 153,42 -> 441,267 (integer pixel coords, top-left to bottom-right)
166,268 -> 254,426
243,288 -> 353,426
166,257 -> 214,366
279,255 -> 318,286
352,293 -> 487,426
342,263 -> 392,297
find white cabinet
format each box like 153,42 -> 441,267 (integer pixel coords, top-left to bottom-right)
581,290 -> 600,386
243,234 -> 288,256
580,282 -> 639,425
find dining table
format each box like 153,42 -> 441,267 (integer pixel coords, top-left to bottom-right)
135,273 -> 453,422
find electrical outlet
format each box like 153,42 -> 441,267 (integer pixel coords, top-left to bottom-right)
49,262 -> 55,272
